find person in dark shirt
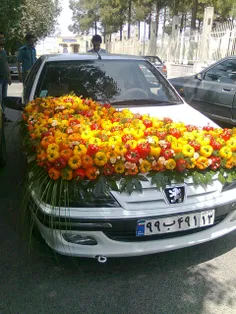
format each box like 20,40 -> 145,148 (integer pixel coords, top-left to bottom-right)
87,35 -> 107,53
0,32 -> 12,122
17,33 -> 37,83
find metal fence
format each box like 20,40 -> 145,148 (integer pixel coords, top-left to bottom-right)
109,20 -> 236,67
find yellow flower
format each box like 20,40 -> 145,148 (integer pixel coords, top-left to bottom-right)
74,144 -> 87,155
150,146 -> 161,157
47,151 -> 60,162
226,138 -> 236,152
219,146 -> 232,160
108,135 -> 122,145
166,135 -> 177,145
47,143 -> 59,154
126,140 -> 137,149
114,144 -> 127,156
88,137 -> 102,146
114,162 -> 125,174
182,144 -> 195,157
139,160 -> 151,173
94,152 -> 108,166
165,158 -> 176,170
199,145 -> 213,157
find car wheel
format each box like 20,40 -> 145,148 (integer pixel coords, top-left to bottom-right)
0,116 -> 7,167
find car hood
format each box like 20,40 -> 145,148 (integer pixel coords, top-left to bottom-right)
125,103 -> 219,128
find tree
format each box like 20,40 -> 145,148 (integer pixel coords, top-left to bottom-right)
1,0 -> 61,54
132,0 -> 153,39
69,0 -> 100,35
0,0 -> 22,52
99,0 -> 128,40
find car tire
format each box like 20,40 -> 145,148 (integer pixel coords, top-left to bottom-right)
0,116 -> 7,167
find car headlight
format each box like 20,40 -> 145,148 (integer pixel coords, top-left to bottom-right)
68,192 -> 121,208
222,180 -> 236,192
32,189 -> 121,208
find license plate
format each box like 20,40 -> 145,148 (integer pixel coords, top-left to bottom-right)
136,210 -> 215,236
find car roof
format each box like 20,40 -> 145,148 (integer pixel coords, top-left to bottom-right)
42,53 -> 146,62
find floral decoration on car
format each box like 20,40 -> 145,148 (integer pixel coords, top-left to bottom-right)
21,95 -> 236,195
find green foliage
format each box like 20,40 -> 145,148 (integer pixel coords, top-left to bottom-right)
69,0 -> 100,34
1,0 -> 61,54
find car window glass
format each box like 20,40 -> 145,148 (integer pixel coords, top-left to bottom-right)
35,60 -> 180,104
146,56 -> 162,65
24,58 -> 43,102
204,59 -> 236,84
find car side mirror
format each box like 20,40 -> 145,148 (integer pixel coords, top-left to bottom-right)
196,73 -> 203,81
3,96 -> 24,111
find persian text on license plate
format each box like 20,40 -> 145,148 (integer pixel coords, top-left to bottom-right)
136,210 -> 215,236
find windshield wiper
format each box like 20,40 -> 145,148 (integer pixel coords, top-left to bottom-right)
110,99 -> 181,106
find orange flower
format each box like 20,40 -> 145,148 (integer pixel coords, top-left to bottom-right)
225,157 -> 234,169
126,165 -> 139,175
41,136 -> 55,149
81,155 -> 94,168
152,161 -> 165,172
60,148 -> 73,161
85,166 -> 99,180
48,167 -> 61,180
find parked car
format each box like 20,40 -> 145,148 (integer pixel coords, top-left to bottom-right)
4,54 -> 236,261
143,55 -> 167,77
7,55 -> 21,80
0,107 -> 6,166
169,56 -> 236,125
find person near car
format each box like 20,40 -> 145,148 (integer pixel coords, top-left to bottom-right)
0,32 -> 12,122
17,33 -> 37,83
88,35 -> 107,53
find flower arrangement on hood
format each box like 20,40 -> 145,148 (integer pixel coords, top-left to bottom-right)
21,95 -> 236,194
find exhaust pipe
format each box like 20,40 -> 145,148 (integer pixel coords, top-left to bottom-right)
96,255 -> 108,263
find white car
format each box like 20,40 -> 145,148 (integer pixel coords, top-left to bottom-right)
5,54 -> 236,262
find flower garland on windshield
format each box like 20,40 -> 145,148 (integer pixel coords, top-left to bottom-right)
22,95 -> 236,194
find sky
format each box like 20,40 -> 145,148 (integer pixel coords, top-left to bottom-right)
57,0 -> 73,36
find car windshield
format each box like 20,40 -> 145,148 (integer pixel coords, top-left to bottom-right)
35,59 -> 181,105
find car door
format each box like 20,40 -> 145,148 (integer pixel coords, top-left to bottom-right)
192,59 -> 236,122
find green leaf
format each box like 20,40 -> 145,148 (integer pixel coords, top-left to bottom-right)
107,178 -> 119,192
226,173 -> 233,183
133,177 -> 142,193
136,174 -> 149,182
126,179 -> 134,195
218,173 -> 226,184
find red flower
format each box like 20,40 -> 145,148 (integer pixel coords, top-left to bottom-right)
54,157 -> 67,170
137,142 -> 151,158
160,148 -> 174,159
169,128 -> 181,139
175,158 -> 187,172
125,149 -> 140,163
103,164 -> 114,176
87,144 -> 100,156
73,168 -> 85,180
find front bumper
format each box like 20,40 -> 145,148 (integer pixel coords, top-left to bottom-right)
33,202 -> 236,258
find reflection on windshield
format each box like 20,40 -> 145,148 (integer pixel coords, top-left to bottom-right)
36,60 -> 181,104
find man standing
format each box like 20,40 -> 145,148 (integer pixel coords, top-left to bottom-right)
17,33 -> 37,83
88,35 -> 107,53
0,32 -> 12,122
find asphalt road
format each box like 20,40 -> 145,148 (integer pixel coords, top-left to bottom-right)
1,83 -> 236,314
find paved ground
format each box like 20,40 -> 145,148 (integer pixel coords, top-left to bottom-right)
1,83 -> 236,314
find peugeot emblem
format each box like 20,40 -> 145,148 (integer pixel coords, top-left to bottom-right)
162,184 -> 186,205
